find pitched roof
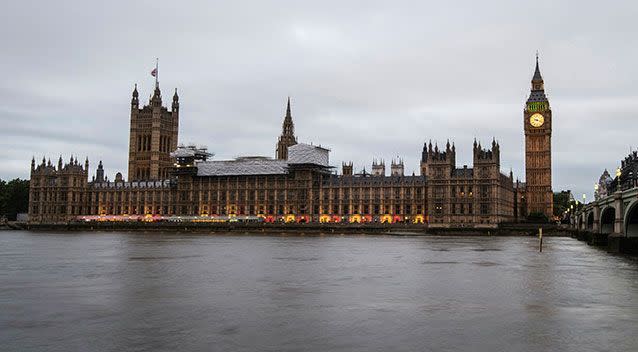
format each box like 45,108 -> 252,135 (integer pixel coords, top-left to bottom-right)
288,143 -> 330,166
197,158 -> 288,176
195,143 -> 331,176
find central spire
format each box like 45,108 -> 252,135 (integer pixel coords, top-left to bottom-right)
276,96 -> 298,160
285,96 -> 292,121
282,96 -> 294,136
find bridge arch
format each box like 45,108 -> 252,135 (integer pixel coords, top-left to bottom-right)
600,206 -> 616,234
586,212 -> 594,231
625,201 -> 638,237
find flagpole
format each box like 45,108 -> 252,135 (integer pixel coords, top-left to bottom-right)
155,58 -> 159,87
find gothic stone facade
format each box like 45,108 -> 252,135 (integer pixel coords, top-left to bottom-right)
29,156 -> 90,223
420,140 -> 515,227
29,77 -> 524,226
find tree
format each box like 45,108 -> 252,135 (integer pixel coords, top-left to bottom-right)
0,178 -> 30,221
553,190 -> 571,217
0,179 -> 6,220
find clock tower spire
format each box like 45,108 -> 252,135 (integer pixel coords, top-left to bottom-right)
524,54 -> 553,220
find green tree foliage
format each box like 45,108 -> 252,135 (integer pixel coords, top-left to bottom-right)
553,191 -> 571,217
0,179 -> 5,219
0,178 -> 30,221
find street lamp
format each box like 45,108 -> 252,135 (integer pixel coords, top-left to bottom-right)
616,167 -> 622,192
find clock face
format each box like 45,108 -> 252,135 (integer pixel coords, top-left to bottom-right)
530,113 -> 544,127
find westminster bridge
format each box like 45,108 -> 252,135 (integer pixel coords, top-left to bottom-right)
570,186 -> 638,237
570,150 -> 638,241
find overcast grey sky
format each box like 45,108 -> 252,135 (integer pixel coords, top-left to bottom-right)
1,0 -> 637,199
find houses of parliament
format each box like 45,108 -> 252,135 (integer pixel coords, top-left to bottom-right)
28,57 -> 554,226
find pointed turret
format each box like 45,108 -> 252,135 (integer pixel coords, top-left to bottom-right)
372,159 -> 385,176
96,160 -> 104,182
172,88 -> 179,111
58,156 -> 63,170
421,142 -> 428,162
342,161 -> 353,176
151,81 -> 162,107
85,157 -> 89,171
31,157 -> 35,172
131,83 -> 139,109
391,157 -> 405,177
152,84 -> 161,99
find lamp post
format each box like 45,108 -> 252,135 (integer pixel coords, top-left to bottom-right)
582,193 -> 586,204
594,183 -> 599,200
616,167 -> 622,192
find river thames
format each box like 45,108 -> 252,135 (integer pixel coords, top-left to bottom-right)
1,231 -> 637,352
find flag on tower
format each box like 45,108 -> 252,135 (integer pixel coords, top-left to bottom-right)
151,58 -> 159,86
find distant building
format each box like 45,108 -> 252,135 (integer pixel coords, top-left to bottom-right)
29,156 -> 89,223
29,59 -> 560,226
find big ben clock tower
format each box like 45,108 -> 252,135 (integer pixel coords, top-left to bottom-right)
524,55 -> 553,219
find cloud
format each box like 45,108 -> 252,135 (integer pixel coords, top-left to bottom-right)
1,0 -> 638,200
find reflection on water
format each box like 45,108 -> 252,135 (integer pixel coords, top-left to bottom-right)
1,231 -> 638,352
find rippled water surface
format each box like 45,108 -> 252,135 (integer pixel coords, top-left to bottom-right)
1,231 -> 638,352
